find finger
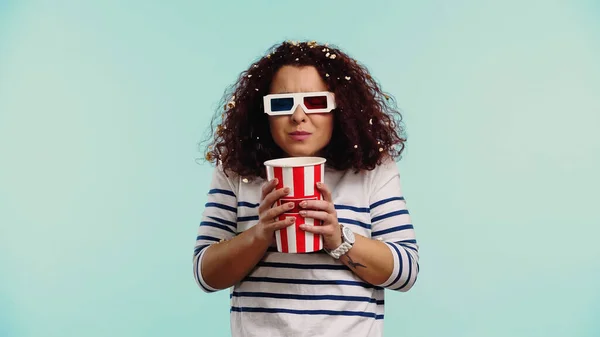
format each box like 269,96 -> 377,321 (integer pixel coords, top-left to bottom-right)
316,182 -> 332,202
267,217 -> 295,231
265,187 -> 290,207
299,222 -> 335,235
264,201 -> 294,220
259,186 -> 290,213
260,178 -> 279,201
299,200 -> 335,213
298,210 -> 331,222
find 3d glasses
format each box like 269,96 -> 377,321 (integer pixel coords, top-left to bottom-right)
263,91 -> 336,116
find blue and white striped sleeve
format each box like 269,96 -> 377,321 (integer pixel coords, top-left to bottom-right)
193,165 -> 238,293
369,160 -> 419,292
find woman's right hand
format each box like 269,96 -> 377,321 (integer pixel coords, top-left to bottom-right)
253,178 -> 296,245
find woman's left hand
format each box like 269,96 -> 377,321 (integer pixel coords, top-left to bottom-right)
298,182 -> 342,250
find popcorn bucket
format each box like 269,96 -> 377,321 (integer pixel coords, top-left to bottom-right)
264,157 -> 326,253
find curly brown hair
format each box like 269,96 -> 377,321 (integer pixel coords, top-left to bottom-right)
200,40 -> 406,180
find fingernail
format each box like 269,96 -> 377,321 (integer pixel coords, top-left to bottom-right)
299,211 -> 306,216
273,178 -> 278,184
284,187 -> 290,193
290,217 -> 295,223
287,202 -> 294,209
317,182 -> 323,187
299,201 -> 307,208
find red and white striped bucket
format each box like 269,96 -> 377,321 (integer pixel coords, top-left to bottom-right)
264,157 -> 326,253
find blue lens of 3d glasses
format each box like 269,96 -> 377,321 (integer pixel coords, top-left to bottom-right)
270,97 -> 295,112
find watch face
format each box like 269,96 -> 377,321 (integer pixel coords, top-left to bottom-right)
342,226 -> 355,243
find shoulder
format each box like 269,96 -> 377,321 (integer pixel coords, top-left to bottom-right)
367,155 -> 400,179
214,162 -> 268,194
364,155 -> 401,194
330,156 -> 400,194
331,156 -> 400,183
209,162 -> 242,196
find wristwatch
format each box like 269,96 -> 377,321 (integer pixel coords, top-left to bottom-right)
325,225 -> 356,259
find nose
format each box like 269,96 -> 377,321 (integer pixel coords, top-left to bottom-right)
290,104 -> 307,124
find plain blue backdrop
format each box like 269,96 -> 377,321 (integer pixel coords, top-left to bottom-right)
1,1 -> 599,336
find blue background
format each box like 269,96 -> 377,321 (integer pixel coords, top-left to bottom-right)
1,1 -> 599,336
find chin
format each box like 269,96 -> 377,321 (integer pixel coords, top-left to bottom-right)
284,145 -> 321,157
286,151 -> 314,157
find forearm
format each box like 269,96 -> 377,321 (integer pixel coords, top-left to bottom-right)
200,226 -> 270,290
338,234 -> 394,286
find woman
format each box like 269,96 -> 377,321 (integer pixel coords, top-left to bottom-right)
194,40 -> 419,337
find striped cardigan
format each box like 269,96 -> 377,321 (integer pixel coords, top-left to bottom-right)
193,158 -> 419,337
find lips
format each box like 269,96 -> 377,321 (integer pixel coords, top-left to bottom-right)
289,131 -> 312,141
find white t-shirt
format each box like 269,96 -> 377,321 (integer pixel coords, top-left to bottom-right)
193,158 -> 419,337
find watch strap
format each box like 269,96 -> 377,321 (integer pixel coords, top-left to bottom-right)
326,241 -> 352,259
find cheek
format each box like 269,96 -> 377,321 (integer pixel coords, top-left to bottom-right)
267,116 -> 277,131
268,117 -> 286,140
315,115 -> 334,137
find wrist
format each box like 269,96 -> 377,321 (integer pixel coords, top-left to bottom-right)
325,224 -> 355,259
249,225 -> 273,248
324,224 -> 343,250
